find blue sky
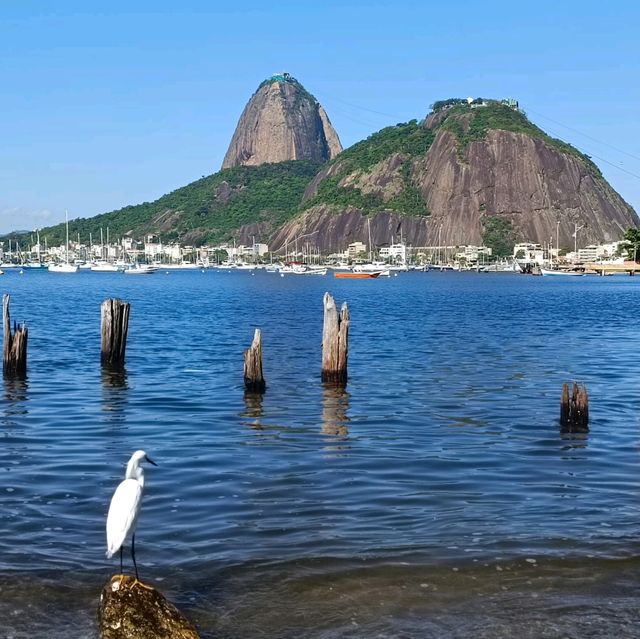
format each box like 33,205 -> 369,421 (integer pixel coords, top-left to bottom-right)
1,0 -> 639,234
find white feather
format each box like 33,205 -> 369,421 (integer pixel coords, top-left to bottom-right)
106,477 -> 143,557
105,450 -> 152,558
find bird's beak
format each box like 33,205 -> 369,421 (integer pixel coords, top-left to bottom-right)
145,455 -> 158,466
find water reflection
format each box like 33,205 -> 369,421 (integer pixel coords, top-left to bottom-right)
242,391 -> 264,429
101,365 -> 128,390
101,367 -> 128,424
2,376 -> 29,421
321,384 -> 350,437
560,431 -> 589,451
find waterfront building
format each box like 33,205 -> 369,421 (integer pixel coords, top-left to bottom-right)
513,242 -> 545,264
252,243 -> 269,257
454,245 -> 492,263
379,243 -> 407,263
346,241 -> 367,259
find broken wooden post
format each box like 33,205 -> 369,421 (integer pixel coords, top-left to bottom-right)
98,575 -> 200,639
101,299 -> 130,368
560,382 -> 589,432
321,292 -> 349,386
3,294 -> 28,377
243,328 -> 266,393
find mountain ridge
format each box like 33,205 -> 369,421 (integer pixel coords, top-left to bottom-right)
3,96 -> 637,255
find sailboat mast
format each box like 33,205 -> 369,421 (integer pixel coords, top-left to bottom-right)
65,210 -> 69,264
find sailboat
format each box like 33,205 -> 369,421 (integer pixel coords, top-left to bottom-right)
48,211 -> 78,273
350,219 -> 390,276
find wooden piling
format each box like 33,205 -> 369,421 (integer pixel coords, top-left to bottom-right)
560,382 -> 589,432
2,294 -> 28,377
321,292 -> 349,386
101,298 -> 130,368
243,328 -> 266,393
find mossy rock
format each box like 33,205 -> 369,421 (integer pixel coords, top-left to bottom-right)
97,575 -> 199,639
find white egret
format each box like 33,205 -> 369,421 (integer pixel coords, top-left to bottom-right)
106,450 -> 157,580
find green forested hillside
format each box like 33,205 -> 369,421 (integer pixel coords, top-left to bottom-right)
8,161 -> 321,246
302,119 -> 435,217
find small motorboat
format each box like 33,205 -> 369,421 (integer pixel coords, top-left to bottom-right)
334,271 -> 382,279
123,264 -> 158,275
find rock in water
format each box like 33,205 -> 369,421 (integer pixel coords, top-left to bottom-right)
98,575 -> 200,639
222,73 -> 342,169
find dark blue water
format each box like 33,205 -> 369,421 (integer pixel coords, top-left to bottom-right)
2,269 -> 640,637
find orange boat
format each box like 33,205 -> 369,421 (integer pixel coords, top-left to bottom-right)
334,271 -> 381,279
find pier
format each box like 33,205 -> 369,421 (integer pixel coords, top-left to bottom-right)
583,261 -> 640,275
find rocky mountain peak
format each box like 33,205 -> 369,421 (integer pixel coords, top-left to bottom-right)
221,73 -> 342,169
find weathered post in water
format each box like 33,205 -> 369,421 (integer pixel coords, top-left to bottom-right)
321,292 -> 349,386
2,294 -> 28,377
101,298 -> 130,368
560,382 -> 589,432
243,328 -> 266,393
98,575 -> 200,639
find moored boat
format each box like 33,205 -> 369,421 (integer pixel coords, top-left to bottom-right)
334,271 -> 382,279
540,268 -> 585,277
91,261 -> 120,272
123,264 -> 158,275
48,262 -> 79,273
49,211 -> 78,273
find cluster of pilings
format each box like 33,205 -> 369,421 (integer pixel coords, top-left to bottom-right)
242,292 -> 349,393
2,292 -> 590,434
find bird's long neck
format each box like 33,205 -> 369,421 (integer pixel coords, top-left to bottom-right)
125,460 -> 145,487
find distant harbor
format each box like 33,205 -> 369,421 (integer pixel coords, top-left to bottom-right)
0,230 -> 633,276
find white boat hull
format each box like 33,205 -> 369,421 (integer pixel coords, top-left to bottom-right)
48,263 -> 78,273
540,268 -> 584,277
123,265 -> 158,275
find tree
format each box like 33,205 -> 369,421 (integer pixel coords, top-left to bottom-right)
620,228 -> 640,262
481,216 -> 516,258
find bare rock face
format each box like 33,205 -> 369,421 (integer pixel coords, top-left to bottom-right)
97,575 -> 200,639
411,127 -> 635,247
222,74 -> 342,169
270,205 -> 430,254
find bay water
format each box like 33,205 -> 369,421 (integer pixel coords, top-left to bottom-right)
1,269 -> 640,637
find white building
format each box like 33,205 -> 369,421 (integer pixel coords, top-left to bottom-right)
513,242 -> 547,265
346,241 -> 367,259
379,243 -> 407,263
455,245 -> 492,263
252,243 -> 269,257
577,241 -> 624,263
577,246 -> 598,262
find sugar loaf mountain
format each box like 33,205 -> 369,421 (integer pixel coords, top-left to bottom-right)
13,77 -> 637,254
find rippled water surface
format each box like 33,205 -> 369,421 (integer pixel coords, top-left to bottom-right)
2,269 -> 640,637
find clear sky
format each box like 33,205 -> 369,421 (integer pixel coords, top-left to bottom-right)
1,0 -> 639,234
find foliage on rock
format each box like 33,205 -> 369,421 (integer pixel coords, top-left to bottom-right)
10,161 -> 321,247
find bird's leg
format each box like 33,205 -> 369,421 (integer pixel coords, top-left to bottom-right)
119,545 -> 123,575
129,533 -> 154,590
131,533 -> 139,581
